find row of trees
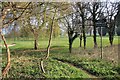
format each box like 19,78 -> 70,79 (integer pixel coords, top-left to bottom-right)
1,1 -> 120,76
59,2 -> 119,53
2,2 -> 120,51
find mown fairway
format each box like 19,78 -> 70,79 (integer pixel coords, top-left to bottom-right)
1,36 -> 120,79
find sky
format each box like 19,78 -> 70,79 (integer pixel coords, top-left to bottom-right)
1,1 -> 119,35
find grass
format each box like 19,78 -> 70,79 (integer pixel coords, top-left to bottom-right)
72,36 -> 119,48
1,36 -> 120,79
3,36 -> 119,50
52,53 -> 120,79
2,52 -> 90,78
53,56 -> 119,76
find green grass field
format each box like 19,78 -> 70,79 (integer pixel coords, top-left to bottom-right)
1,36 -> 120,79
4,36 -> 120,49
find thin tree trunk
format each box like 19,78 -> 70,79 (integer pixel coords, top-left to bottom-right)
69,37 -> 72,53
79,34 -> 82,47
83,34 -> 86,49
0,32 -> 11,77
34,39 -> 38,50
46,20 -> 54,59
40,8 -> 57,73
33,30 -> 39,50
82,16 -> 86,49
31,29 -> 38,50
45,12 -> 57,59
108,20 -> 115,46
93,17 -> 97,48
90,28 -> 92,36
109,31 -> 114,46
40,59 -> 45,73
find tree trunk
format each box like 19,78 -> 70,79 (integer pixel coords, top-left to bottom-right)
110,35 -> 113,46
79,34 -> 82,47
108,30 -> 114,46
46,23 -> 53,59
69,38 -> 73,53
93,16 -> 97,48
40,8 -> 57,73
31,29 -> 39,50
108,19 -> 115,46
68,32 -> 78,53
82,16 -> 86,49
93,30 -> 97,48
90,28 -> 92,36
40,59 -> 45,73
83,35 -> 86,49
34,39 -> 38,50
33,31 -> 39,50
0,32 -> 11,77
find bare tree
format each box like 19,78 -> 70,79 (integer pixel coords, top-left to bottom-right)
87,2 -> 102,48
1,2 -> 31,77
74,2 -> 89,49
59,12 -> 80,53
104,2 -> 119,45
18,2 -> 47,50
